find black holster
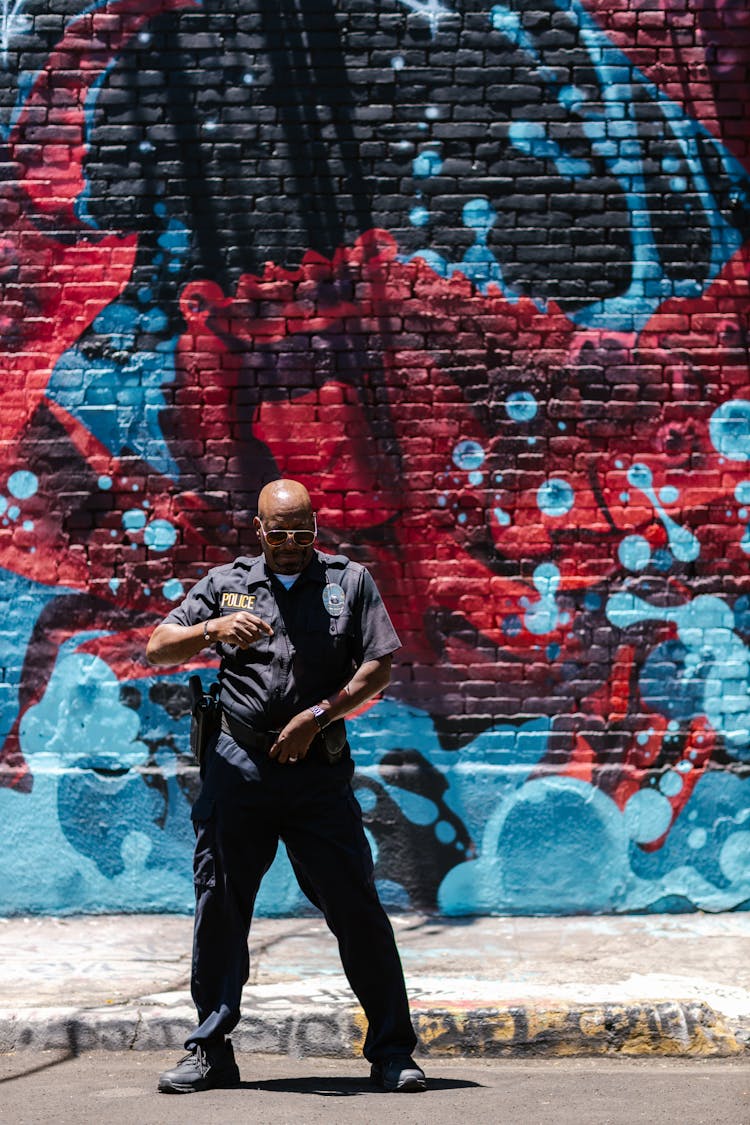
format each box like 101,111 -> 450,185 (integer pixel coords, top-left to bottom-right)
189,675 -> 221,774
317,718 -> 347,765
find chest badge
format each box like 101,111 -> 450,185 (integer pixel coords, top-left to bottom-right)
322,583 -> 346,617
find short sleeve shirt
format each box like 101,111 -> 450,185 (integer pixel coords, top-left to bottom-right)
161,550 -> 401,731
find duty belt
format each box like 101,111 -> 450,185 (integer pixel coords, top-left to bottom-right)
221,709 -> 347,765
221,711 -> 279,753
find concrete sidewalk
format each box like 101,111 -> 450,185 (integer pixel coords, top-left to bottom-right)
1,912 -> 749,1058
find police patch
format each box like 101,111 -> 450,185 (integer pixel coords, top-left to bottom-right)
221,592 -> 256,610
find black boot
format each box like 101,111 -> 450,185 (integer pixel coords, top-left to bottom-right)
158,1038 -> 240,1094
370,1055 -> 426,1093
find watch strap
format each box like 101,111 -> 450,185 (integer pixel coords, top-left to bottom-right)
308,704 -> 327,730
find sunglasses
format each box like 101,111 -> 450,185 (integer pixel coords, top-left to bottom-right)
258,517 -> 317,548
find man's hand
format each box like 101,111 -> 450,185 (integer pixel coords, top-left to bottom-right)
146,612 -> 273,666
212,611 -> 273,649
269,710 -> 318,765
267,656 -> 393,764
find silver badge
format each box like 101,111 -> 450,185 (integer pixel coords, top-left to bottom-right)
322,583 -> 346,617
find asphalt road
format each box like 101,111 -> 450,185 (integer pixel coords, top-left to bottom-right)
0,1052 -> 748,1125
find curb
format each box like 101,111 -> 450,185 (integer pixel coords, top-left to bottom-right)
1,1000 -> 746,1058
410,1002 -> 747,1057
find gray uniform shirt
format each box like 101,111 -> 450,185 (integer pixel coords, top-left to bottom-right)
162,550 -> 400,732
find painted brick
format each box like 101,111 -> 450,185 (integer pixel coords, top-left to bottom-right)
0,0 -> 748,916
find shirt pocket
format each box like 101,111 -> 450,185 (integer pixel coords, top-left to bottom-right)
305,605 -> 354,644
219,599 -> 273,655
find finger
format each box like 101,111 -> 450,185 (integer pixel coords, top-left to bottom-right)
237,612 -> 273,636
274,742 -> 299,765
233,622 -> 269,645
268,738 -> 290,765
228,630 -> 253,648
232,631 -> 256,647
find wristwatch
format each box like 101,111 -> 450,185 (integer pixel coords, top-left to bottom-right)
308,704 -> 327,730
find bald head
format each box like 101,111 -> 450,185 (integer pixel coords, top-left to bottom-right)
257,479 -> 312,521
254,479 -> 317,574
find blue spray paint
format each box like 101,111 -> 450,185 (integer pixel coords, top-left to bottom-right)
394,0 -> 453,38
710,400 -> 750,461
537,478 -> 574,518
0,569 -> 79,746
623,787 -> 673,845
439,767 -> 750,914
413,150 -> 443,178
20,639 -> 150,771
47,333 -> 181,480
122,509 -> 147,532
451,439 -> 485,470
5,675 -> 750,915
162,578 -> 185,601
626,463 -> 700,562
440,776 -> 634,913
553,0 -> 747,330
618,534 -> 652,572
403,197 -> 509,293
521,563 -> 569,635
606,591 -> 750,753
508,122 -> 592,179
505,391 -> 538,422
143,519 -> 178,551
7,471 -> 38,500
402,0 -> 749,330
736,481 -> 750,553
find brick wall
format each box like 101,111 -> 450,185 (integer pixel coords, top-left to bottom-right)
1,0 -> 749,914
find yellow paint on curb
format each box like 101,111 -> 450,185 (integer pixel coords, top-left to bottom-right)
351,1008 -> 367,1055
408,1003 -> 745,1058
488,1011 -> 517,1044
342,1002 -> 744,1058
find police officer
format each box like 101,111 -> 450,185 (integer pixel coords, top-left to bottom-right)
147,478 -> 425,1094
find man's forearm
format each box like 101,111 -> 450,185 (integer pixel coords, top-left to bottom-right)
313,656 -> 392,726
146,622 -> 213,666
147,610 -> 274,666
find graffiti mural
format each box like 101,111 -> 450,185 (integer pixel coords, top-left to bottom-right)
1,0 -> 750,915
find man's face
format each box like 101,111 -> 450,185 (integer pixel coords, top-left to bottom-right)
253,498 -> 316,575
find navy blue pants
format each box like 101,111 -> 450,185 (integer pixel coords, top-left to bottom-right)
186,730 -> 417,1062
